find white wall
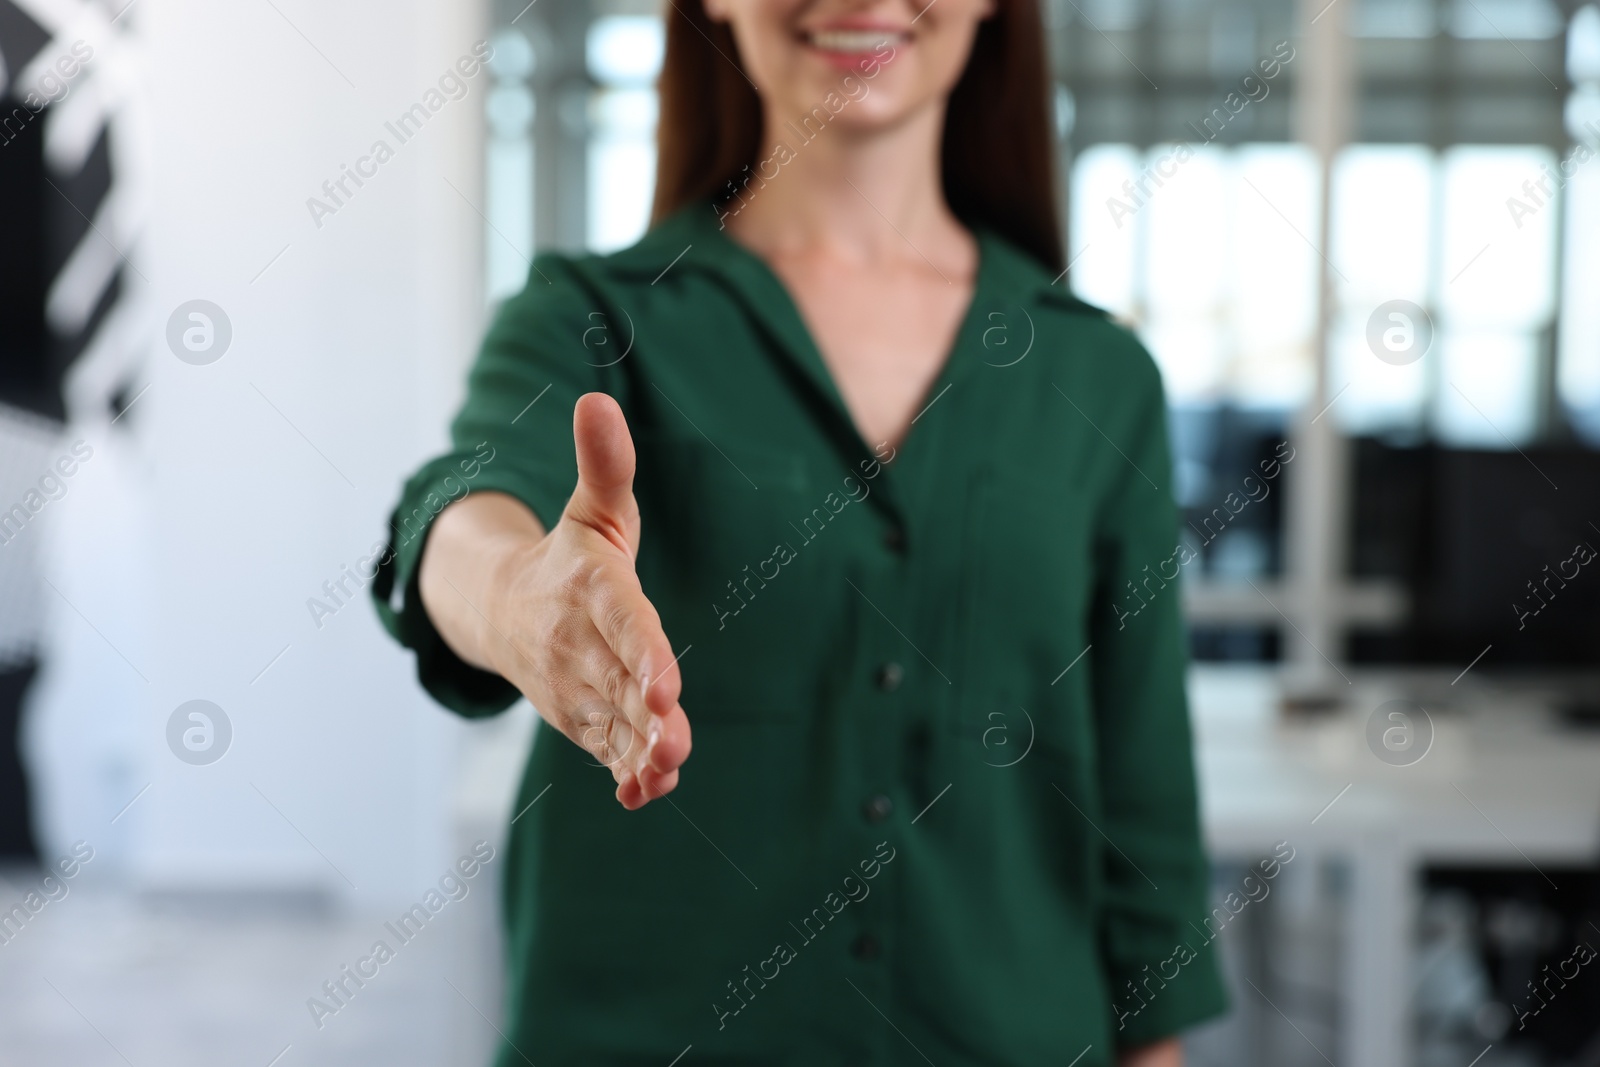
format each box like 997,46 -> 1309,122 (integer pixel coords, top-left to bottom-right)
27,0 -> 496,910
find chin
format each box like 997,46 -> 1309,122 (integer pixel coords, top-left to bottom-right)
767,53 -> 924,119
817,97 -> 917,134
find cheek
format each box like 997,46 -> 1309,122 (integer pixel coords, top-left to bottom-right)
927,26 -> 984,93
724,17 -> 807,101
889,6 -> 989,98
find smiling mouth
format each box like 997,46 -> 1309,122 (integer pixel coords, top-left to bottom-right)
803,28 -> 909,54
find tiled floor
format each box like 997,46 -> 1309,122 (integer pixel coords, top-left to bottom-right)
0,851 -> 1448,1067
0,877 -> 504,1067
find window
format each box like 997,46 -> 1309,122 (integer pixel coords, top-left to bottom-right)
485,29 -> 537,302
585,15 -> 663,253
1070,143 -> 1319,410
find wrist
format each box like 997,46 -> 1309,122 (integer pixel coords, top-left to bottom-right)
480,531 -> 545,680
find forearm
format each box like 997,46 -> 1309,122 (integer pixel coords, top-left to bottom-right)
1118,1038 -> 1182,1067
417,491 -> 546,675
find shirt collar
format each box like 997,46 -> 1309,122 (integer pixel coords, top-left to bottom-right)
598,203 -> 1106,520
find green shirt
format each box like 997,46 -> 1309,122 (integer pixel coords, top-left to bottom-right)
373,203 -> 1228,1066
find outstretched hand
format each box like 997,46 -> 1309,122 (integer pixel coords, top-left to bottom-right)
484,393 -> 692,809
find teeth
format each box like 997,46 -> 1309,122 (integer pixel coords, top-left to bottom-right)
807,29 -> 898,53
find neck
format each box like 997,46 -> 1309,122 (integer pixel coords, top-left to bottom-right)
725,99 -> 965,268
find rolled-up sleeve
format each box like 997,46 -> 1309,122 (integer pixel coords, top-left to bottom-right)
1087,345 -> 1229,1046
370,256 -> 605,719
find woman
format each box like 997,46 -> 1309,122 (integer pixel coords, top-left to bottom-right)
372,0 -> 1227,1063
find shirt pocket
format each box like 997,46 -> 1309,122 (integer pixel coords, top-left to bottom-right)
633,433 -> 828,723
952,463 -> 1099,766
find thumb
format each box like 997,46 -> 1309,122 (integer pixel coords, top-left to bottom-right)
564,392 -> 640,557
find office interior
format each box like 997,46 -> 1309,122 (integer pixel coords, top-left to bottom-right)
0,0 -> 1598,1063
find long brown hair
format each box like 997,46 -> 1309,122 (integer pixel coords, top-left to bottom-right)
650,0 -> 1063,273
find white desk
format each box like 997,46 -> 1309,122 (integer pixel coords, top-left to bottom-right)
1191,666 -> 1600,1067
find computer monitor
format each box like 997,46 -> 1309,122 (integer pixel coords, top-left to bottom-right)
1350,440 -> 1600,668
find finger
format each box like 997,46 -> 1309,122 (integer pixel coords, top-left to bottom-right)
635,764 -> 680,805
638,646 -> 684,719
616,771 -> 646,810
564,392 -> 638,557
585,568 -> 682,718
571,695 -> 646,779
645,704 -> 692,774
577,638 -> 689,776
617,729 -> 684,809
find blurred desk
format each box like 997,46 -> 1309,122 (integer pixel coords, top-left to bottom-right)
1191,666 -> 1600,1067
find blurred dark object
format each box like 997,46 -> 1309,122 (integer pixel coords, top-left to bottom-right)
1559,694 -> 1600,729
1349,439 -> 1600,667
0,94 -> 60,422
1170,406 -> 1290,664
1170,406 -> 1290,581
0,0 -> 51,73
1422,867 -> 1600,1067
2,0 -> 123,424
0,662 -> 40,861
1,0 -> 102,865
1191,624 -> 1281,663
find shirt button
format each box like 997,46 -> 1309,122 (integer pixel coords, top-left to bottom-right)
862,794 -> 894,823
882,526 -> 905,552
851,933 -> 882,961
875,662 -> 904,692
